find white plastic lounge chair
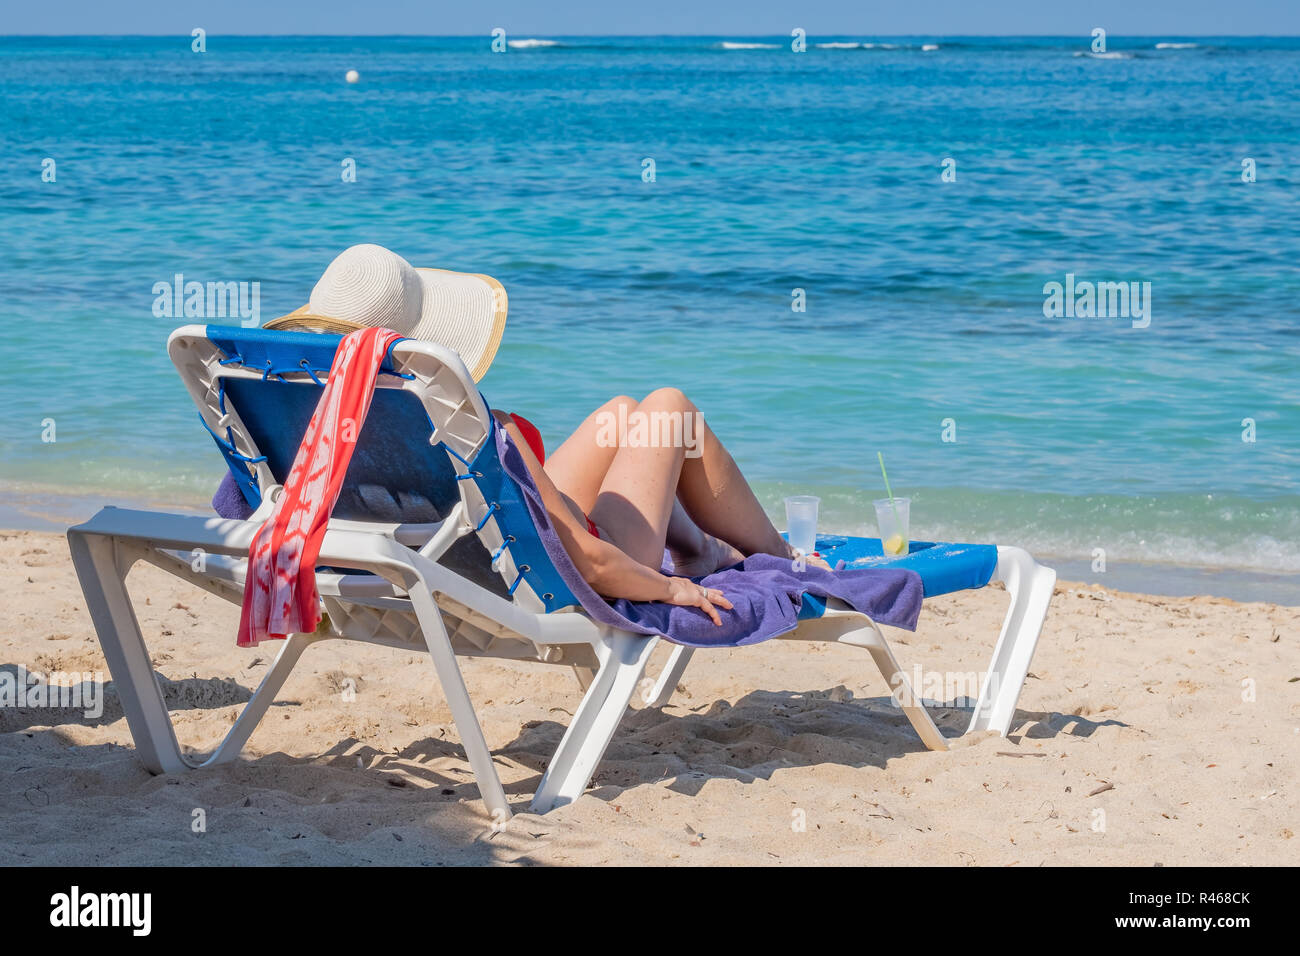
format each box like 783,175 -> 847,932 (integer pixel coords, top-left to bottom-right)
67,324 -> 1056,819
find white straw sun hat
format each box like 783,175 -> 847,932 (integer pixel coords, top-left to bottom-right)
264,243 -> 507,381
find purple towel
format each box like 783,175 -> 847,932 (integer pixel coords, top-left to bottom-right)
492,427 -> 923,648
213,472 -> 254,521
210,432 -> 925,648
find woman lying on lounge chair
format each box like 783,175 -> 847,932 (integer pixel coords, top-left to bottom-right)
495,392 -> 829,625
263,244 -> 826,624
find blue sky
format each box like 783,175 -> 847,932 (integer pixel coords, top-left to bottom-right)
4,1 -> 1297,36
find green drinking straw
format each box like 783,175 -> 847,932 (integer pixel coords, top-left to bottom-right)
877,451 -> 901,527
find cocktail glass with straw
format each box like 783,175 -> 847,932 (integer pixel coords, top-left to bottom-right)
874,452 -> 910,557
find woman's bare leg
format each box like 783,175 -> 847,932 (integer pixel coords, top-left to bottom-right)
589,387 -> 789,568
542,395 -> 636,513
666,499 -> 745,576
544,393 -> 745,573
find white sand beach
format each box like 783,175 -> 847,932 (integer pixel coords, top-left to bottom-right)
2,529 -> 1295,866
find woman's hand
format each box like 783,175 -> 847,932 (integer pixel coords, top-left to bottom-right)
664,576 -> 734,626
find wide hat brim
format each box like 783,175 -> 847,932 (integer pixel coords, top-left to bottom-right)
263,267 -> 507,382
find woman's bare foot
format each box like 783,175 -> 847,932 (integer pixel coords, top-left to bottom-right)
669,533 -> 745,577
785,541 -> 832,571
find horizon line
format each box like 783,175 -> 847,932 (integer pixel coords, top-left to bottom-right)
3,32 -> 1299,39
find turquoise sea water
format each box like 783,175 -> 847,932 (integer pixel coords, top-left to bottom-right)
0,36 -> 1297,591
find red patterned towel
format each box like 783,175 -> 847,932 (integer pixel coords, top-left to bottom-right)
237,326 -> 404,647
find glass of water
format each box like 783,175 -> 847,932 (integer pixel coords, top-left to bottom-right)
784,495 -> 820,555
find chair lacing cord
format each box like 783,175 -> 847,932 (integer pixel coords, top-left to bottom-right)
261,363 -> 330,383
474,502 -> 500,532
217,355 -> 285,383
263,363 -> 320,382
379,340 -> 415,380
297,360 -> 326,386
489,534 -> 516,571
442,443 -> 473,468
444,443 -> 485,482
218,353 -> 330,386
197,414 -> 268,465
508,565 -> 531,596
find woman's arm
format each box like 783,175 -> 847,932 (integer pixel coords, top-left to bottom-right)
495,412 -> 732,625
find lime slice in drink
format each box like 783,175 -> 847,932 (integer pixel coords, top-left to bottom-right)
883,534 -> 906,556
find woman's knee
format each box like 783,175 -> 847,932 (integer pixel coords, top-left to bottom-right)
638,386 -> 694,413
601,394 -> 637,412
582,395 -> 637,432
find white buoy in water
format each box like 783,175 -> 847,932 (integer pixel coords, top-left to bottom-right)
345,69 -> 360,84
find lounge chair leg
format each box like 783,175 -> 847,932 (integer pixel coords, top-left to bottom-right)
198,631 -> 318,767
838,620 -> 948,751
645,644 -> 694,708
406,582 -> 511,821
967,547 -> 1056,736
530,632 -> 657,814
67,530 -> 189,773
571,666 -> 596,692
69,528 -> 325,771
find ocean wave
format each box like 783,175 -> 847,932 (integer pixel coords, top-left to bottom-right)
921,44 -> 940,52
718,41 -> 780,50
1155,42 -> 1198,49
861,43 -> 900,50
816,42 -> 861,49
507,38 -> 561,49
1074,50 -> 1135,59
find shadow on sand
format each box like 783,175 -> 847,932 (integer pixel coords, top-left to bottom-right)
7,675 -> 1128,864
